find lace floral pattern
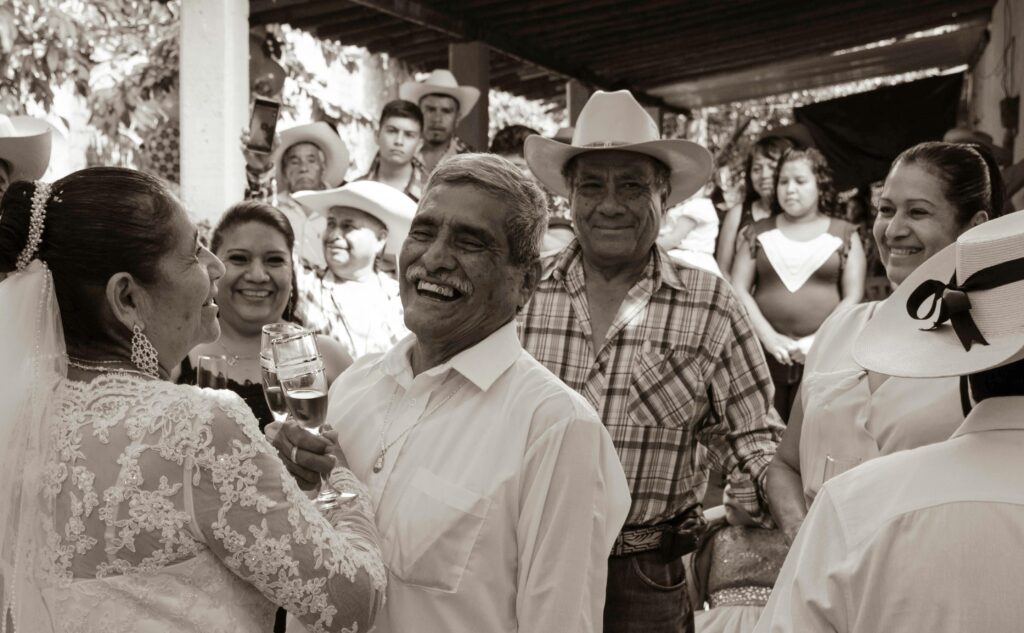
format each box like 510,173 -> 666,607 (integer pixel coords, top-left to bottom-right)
36,374 -> 385,633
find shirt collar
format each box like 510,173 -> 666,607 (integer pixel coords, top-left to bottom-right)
379,320 -> 521,392
545,238 -> 686,292
950,396 -> 1024,439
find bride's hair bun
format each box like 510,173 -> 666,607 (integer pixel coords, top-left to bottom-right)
0,182 -> 39,274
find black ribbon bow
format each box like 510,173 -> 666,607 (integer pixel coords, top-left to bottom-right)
906,257 -> 1024,351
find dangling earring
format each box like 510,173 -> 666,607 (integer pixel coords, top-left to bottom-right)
131,324 -> 160,378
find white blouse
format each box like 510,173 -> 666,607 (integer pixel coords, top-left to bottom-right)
798,301 -> 964,503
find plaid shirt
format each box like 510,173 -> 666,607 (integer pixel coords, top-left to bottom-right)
416,135 -> 474,174
519,240 -> 782,527
294,265 -> 407,359
357,152 -> 428,201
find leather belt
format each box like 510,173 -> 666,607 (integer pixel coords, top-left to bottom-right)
611,508 -> 706,560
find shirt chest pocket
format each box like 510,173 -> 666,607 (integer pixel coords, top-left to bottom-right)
383,467 -> 491,593
627,344 -> 702,429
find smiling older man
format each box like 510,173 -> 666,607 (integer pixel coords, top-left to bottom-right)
521,90 -> 786,633
274,153 -> 630,633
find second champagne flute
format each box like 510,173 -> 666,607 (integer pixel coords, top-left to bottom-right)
272,330 -> 339,510
260,322 -> 301,423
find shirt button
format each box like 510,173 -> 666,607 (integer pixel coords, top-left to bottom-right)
409,399 -> 417,406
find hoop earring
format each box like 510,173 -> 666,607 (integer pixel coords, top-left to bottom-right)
131,324 -> 160,378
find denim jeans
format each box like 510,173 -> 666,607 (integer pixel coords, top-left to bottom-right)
604,551 -> 694,633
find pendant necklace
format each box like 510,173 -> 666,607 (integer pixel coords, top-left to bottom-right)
373,379 -> 467,474
217,338 -> 256,367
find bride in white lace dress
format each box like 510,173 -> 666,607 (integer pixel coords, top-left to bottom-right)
0,168 -> 386,633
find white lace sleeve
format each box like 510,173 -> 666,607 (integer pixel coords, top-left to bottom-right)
189,391 -> 386,633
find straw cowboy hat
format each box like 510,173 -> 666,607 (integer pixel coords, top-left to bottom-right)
292,180 -> 416,257
274,122 -> 349,191
399,69 -> 481,122
854,210 -> 1024,378
524,90 -> 713,207
0,115 -> 52,183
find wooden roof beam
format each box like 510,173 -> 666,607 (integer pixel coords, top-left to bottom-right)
342,0 -> 689,113
250,0 -> 361,26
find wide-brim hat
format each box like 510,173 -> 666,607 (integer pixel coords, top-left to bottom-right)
292,180 -> 416,257
274,121 -> 349,191
943,127 -> 1011,165
0,115 -> 52,183
854,210 -> 1024,378
524,90 -> 713,207
399,69 -> 480,122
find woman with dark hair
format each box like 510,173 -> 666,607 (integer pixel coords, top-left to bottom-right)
732,147 -> 866,421
716,136 -> 794,278
0,168 -> 383,632
766,141 -> 1005,544
179,200 -> 351,432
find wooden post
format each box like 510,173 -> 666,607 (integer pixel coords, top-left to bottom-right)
179,0 -> 248,225
567,79 -> 591,126
449,41 -> 490,151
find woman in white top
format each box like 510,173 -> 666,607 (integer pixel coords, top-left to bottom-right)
766,141 -> 1006,543
657,191 -> 723,276
0,167 -> 385,632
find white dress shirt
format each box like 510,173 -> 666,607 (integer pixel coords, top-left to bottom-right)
327,320 -> 631,633
755,396 -> 1024,633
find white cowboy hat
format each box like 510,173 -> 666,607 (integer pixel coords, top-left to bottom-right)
0,115 -> 52,183
854,210 -> 1024,378
399,69 -> 480,122
292,180 -> 416,257
274,121 -> 349,191
524,90 -> 713,207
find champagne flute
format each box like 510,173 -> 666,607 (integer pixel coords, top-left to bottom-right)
823,455 -> 862,483
272,330 -> 339,510
195,354 -> 228,389
260,323 -> 301,423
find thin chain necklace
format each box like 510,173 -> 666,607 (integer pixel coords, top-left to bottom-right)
373,379 -> 467,473
66,355 -> 154,380
216,338 -> 257,367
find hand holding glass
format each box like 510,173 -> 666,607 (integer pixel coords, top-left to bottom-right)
272,330 -> 340,510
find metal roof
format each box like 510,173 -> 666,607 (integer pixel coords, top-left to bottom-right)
250,0 -> 997,111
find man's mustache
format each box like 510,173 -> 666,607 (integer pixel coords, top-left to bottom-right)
404,265 -> 474,297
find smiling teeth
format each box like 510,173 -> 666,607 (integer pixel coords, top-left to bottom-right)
889,248 -> 920,256
239,290 -> 272,298
418,280 -> 455,297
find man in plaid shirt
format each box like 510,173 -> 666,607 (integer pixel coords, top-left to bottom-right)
522,90 -> 785,633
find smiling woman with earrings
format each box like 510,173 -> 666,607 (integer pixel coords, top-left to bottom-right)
180,200 -> 351,433
0,168 -> 384,632
765,141 -> 1007,544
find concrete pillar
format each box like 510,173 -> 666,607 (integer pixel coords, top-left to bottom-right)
449,41 -> 490,151
567,80 -> 591,126
179,0 -> 248,225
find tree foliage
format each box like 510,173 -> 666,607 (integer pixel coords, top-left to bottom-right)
1,0 -> 178,115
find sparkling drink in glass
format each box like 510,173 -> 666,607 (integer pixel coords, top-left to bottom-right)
261,323 -> 302,423
272,330 -> 340,510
